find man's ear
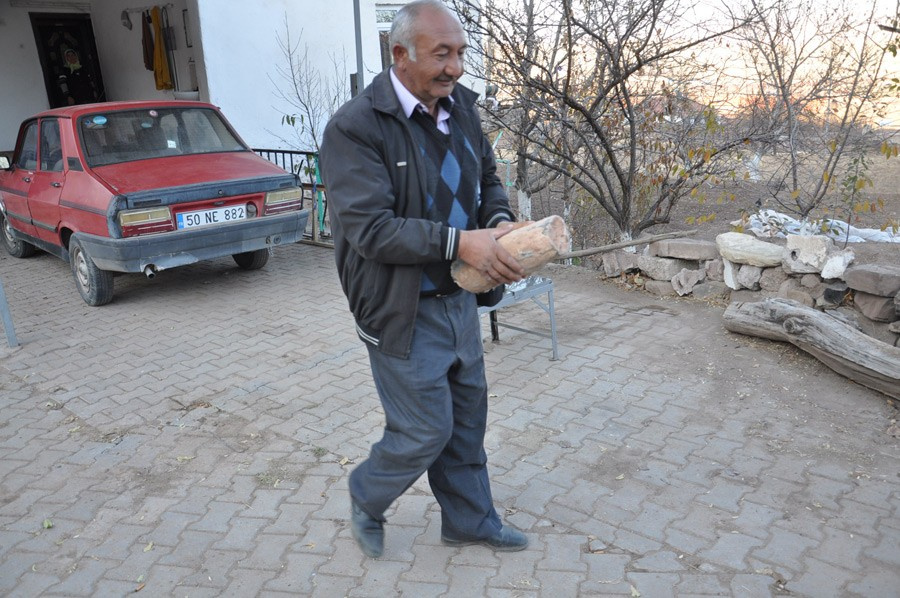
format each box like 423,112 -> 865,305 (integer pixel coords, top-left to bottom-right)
391,44 -> 408,67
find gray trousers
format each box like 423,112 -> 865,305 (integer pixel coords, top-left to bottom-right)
349,290 -> 502,540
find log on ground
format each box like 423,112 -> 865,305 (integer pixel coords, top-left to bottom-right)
723,298 -> 900,400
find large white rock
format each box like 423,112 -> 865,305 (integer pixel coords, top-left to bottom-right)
782,234 -> 834,274
723,258 -> 740,290
715,232 -> 783,267
820,249 -> 855,280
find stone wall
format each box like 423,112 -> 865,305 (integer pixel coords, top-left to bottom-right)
600,233 -> 900,347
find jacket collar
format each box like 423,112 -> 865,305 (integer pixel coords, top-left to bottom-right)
369,67 -> 478,117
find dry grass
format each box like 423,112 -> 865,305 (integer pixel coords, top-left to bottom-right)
551,150 -> 900,250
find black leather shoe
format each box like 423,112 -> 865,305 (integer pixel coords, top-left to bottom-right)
350,500 -> 384,558
441,525 -> 528,552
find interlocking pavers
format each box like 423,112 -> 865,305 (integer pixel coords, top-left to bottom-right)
1,246 -> 898,596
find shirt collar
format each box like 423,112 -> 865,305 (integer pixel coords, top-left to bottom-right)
389,67 -> 453,124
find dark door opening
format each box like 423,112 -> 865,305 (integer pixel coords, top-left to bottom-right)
30,13 -> 106,108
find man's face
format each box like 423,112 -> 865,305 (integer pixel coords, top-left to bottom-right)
393,7 -> 467,110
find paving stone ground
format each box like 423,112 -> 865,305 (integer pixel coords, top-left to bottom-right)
0,242 -> 897,597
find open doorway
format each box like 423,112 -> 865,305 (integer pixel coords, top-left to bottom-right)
30,13 -> 106,108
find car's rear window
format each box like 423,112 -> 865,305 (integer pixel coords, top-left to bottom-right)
78,107 -> 247,167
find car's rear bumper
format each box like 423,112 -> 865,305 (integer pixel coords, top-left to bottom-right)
73,209 -> 309,273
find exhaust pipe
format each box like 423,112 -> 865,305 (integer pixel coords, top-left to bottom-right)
143,265 -> 157,279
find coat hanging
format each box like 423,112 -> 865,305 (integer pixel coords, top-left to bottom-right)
141,10 -> 153,71
151,6 -> 173,90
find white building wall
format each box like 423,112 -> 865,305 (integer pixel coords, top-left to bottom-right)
0,0 -> 485,152
90,0 -> 197,104
194,0 -> 484,150
0,0 -> 198,149
0,3 -> 62,148
195,0 -> 388,150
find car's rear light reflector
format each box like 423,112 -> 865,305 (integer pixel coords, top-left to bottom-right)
264,188 -> 303,215
119,206 -> 174,237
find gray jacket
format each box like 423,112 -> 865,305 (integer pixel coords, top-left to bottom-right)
319,69 -> 513,358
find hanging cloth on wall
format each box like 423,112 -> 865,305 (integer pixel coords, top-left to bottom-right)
141,10 -> 154,71
151,6 -> 173,90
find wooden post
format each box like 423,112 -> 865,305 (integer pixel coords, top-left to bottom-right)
0,276 -> 18,348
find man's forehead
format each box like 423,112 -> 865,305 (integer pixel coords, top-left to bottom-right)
416,27 -> 466,49
413,8 -> 466,45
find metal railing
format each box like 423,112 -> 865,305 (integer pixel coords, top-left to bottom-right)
254,148 -> 331,246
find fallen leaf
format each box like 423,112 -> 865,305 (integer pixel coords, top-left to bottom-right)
42,519 -> 53,529
134,582 -> 145,592
631,585 -> 641,597
176,456 -> 194,463
615,474 -> 625,480
143,542 -> 154,552
339,457 -> 350,466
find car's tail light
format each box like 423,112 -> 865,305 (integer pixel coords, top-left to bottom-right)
119,206 -> 174,237
264,188 -> 303,214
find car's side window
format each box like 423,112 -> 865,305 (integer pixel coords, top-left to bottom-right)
40,119 -> 63,173
16,122 -> 39,171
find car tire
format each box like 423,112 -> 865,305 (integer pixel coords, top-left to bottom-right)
1,212 -> 36,258
232,248 -> 270,270
69,238 -> 114,306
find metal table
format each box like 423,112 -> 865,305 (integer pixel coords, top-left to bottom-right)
477,275 -> 558,360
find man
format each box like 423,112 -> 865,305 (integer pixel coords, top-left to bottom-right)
319,0 -> 529,558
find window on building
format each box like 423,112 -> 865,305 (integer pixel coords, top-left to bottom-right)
376,5 -> 403,70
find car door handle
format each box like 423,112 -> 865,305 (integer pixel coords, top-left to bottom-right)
51,182 -> 62,188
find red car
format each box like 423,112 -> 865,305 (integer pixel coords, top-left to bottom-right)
0,101 -> 308,305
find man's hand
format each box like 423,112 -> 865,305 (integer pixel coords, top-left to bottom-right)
458,226 -> 527,286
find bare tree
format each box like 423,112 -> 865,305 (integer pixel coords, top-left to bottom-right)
269,18 -> 350,153
737,0 -> 899,218
450,0 -> 759,240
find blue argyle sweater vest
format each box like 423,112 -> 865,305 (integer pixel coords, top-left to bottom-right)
409,104 -> 480,295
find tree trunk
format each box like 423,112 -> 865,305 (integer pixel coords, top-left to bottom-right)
517,188 -> 532,220
723,298 -> 900,400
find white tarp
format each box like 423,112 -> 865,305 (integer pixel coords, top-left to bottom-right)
734,209 -> 900,243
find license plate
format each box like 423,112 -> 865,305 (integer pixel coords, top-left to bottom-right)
176,205 -> 246,229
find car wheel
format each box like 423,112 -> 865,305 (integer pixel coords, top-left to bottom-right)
1,212 -> 36,258
69,238 -> 114,306
232,248 -> 270,270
